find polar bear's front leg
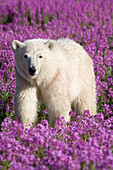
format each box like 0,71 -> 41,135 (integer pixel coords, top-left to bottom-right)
14,75 -> 38,127
48,108 -> 71,127
48,99 -> 71,127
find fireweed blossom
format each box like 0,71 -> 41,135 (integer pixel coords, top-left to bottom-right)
0,0 -> 113,169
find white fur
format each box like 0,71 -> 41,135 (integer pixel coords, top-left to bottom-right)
12,38 -> 97,127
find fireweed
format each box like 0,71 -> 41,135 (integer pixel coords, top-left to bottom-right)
0,0 -> 113,169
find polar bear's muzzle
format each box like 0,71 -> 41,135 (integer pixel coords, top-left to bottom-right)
29,66 -> 36,76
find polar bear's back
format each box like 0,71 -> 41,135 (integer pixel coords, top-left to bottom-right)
54,39 -> 92,66
54,38 -> 93,73
56,38 -> 81,50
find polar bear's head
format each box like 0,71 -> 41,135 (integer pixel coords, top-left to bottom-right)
12,39 -> 54,81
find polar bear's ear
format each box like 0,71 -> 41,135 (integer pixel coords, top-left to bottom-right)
45,40 -> 54,50
12,40 -> 24,51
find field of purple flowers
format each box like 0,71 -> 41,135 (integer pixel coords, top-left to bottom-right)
0,0 -> 113,169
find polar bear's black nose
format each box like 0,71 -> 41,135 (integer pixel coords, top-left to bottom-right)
29,66 -> 36,75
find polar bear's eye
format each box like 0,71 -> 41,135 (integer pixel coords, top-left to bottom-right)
39,56 -> 42,59
24,54 -> 28,58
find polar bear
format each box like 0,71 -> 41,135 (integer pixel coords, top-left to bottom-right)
12,38 -> 96,127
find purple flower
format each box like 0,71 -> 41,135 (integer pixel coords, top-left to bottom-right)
0,0 -> 113,169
